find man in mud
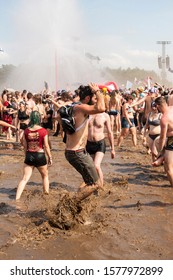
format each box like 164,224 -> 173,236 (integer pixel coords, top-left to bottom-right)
64,83 -> 105,199
154,96 -> 173,187
86,94 -> 115,189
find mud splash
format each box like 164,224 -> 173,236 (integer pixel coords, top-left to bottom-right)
48,193 -> 83,230
0,135 -> 173,260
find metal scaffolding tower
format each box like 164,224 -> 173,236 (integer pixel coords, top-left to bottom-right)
157,41 -> 171,83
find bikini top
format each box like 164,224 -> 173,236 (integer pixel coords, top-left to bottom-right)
148,113 -> 161,126
127,106 -> 134,113
18,110 -> 30,121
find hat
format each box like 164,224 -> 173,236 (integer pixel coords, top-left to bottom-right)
139,93 -> 145,98
138,86 -> 144,92
149,87 -> 157,93
131,93 -> 136,98
102,87 -> 108,93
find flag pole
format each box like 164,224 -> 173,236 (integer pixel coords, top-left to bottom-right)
55,49 -> 58,92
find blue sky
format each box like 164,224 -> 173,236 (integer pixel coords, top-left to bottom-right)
0,0 -> 173,75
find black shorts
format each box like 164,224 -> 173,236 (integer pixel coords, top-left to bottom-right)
65,149 -> 99,185
20,123 -> 28,130
42,122 -> 53,130
24,152 -> 47,167
86,139 -> 106,155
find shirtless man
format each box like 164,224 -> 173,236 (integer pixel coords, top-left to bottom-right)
153,96 -> 173,187
108,90 -> 122,134
86,95 -> 115,188
144,88 -> 159,121
64,83 -> 105,198
167,91 -> 173,106
26,92 -> 35,111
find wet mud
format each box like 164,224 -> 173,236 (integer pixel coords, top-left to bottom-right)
0,134 -> 173,260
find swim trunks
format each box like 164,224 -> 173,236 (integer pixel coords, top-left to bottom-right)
86,139 -> 106,155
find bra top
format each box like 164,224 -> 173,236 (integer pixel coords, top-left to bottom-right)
148,113 -> 161,126
18,110 -> 30,121
127,106 -> 134,113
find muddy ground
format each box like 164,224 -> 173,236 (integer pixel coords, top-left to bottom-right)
0,133 -> 173,260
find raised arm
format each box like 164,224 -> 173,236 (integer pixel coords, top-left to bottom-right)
75,83 -> 105,115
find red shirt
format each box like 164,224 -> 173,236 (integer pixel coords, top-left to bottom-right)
24,127 -> 48,152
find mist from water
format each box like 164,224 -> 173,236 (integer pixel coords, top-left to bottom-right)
5,0 -> 109,92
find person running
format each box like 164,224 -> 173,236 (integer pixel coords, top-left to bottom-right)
16,111 -> 52,200
64,83 -> 105,198
86,94 -> 115,188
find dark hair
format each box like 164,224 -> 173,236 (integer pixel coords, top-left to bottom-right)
127,94 -> 133,101
27,92 -> 33,99
61,91 -> 73,101
78,85 -> 93,101
155,96 -> 167,106
29,111 -> 41,128
34,94 -> 42,104
151,101 -> 156,108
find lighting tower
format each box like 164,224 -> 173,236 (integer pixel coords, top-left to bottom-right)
157,41 -> 171,83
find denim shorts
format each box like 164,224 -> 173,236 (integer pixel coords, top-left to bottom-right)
121,117 -> 135,129
65,149 -> 99,185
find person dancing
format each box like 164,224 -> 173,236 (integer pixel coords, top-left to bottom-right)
16,111 -> 52,200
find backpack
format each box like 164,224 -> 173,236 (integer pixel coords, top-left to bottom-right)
59,102 -> 79,134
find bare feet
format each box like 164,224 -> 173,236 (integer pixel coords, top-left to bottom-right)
152,155 -> 164,167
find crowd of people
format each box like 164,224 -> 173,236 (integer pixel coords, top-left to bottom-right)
1,82 -> 173,200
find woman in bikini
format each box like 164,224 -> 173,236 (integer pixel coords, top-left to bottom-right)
143,101 -> 162,162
